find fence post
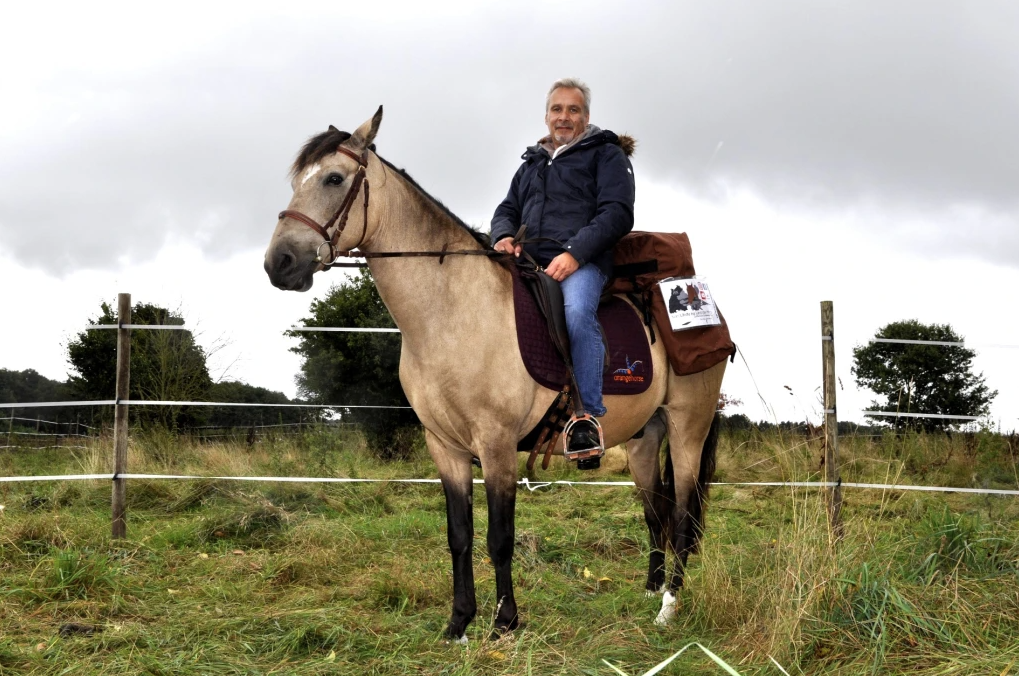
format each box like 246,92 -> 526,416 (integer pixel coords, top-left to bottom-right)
112,293 -> 132,539
821,301 -> 844,541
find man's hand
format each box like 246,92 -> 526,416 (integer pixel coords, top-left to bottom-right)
545,252 -> 579,282
494,237 -> 522,257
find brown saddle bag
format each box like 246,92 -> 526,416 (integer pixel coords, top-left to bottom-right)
607,231 -> 735,376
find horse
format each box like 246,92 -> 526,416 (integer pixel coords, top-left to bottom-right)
263,107 -> 726,640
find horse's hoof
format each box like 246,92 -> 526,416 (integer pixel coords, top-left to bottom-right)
644,585 -> 665,599
654,590 -> 677,626
490,620 -> 524,640
448,634 -> 468,646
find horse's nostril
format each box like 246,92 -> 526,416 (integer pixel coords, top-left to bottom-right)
278,252 -> 295,273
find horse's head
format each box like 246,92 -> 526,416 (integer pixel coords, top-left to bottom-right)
264,107 -> 383,291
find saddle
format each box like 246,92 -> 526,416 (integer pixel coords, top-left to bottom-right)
513,231 -> 735,471
513,262 -> 653,398
513,259 -> 653,470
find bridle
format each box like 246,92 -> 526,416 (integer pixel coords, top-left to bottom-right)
277,145 -> 371,266
276,144 -> 549,267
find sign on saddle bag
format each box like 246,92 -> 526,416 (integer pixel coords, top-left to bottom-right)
607,231 -> 736,376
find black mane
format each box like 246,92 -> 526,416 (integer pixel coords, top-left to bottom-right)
291,128 -> 490,249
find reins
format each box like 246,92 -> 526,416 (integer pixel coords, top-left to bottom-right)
277,144 -> 553,269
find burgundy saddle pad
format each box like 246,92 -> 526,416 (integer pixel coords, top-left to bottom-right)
513,270 -> 653,395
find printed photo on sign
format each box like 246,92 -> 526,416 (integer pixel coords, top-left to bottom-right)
659,277 -> 721,332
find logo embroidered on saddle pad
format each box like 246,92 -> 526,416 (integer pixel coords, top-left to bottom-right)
512,271 -> 653,395
612,357 -> 645,384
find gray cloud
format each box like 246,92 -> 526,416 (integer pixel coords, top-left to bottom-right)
1,0 -> 1017,272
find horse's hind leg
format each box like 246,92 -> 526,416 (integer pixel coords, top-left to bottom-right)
625,409 -> 670,594
426,430 -> 477,641
658,360 -> 726,623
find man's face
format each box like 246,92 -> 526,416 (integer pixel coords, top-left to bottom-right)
545,87 -> 589,148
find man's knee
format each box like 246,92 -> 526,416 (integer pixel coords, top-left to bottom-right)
564,300 -> 597,332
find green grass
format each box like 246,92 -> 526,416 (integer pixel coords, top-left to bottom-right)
0,427 -> 1017,674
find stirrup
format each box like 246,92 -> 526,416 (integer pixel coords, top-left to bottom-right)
563,413 -> 605,463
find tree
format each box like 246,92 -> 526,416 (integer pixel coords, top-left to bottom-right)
287,268 -> 420,459
0,368 -> 77,425
66,302 -> 213,430
205,381 -> 311,429
851,320 -> 996,431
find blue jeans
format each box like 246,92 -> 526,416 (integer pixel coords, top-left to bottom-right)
561,264 -> 608,417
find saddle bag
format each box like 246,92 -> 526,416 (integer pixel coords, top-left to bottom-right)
607,231 -> 736,376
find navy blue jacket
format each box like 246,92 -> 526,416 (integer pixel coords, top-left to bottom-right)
490,127 -> 635,279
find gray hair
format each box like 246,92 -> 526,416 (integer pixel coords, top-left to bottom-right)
546,78 -> 591,114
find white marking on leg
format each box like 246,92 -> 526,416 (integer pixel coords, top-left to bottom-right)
654,590 -> 677,626
644,584 -> 666,599
301,163 -> 322,186
453,635 -> 468,646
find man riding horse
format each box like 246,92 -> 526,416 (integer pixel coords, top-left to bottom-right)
490,77 -> 636,468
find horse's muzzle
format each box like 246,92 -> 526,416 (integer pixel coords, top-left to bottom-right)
265,247 -> 315,292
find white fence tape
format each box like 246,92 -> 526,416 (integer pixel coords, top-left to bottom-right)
122,400 -> 411,409
870,338 -> 1019,349
2,416 -> 97,429
0,400 -> 116,409
862,411 -> 982,421
0,473 -> 117,482
289,326 -> 400,333
1,473 -> 1016,496
0,400 -> 410,410
87,324 -> 191,330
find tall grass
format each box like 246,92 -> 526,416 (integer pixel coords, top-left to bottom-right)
0,425 -> 1017,674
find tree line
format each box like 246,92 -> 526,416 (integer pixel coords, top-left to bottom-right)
2,302 -> 309,432
1,274 -> 999,453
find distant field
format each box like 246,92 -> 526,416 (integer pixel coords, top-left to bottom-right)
1,427 -> 1017,675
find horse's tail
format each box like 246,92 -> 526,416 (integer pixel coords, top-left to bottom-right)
656,411 -> 676,548
659,441 -> 675,531
687,411 -> 720,555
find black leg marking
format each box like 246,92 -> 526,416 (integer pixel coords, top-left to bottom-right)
668,508 -> 694,592
646,550 -> 666,592
443,481 -> 476,639
485,481 -> 519,634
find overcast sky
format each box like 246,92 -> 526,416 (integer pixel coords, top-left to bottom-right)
2,0 -> 1017,429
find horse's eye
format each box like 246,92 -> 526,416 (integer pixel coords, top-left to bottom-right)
325,173 -> 344,186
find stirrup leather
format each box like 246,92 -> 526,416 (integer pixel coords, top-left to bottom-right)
563,414 -> 605,463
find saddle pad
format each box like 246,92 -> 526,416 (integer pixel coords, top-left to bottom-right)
512,270 -> 653,395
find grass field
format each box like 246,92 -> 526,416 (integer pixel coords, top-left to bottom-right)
1,426 -> 1018,675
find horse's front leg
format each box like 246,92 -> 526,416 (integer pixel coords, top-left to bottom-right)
481,443 -> 520,635
427,430 -> 477,641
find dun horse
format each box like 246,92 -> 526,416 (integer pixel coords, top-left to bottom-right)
263,108 -> 726,640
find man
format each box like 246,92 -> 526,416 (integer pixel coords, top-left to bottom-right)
490,78 -> 635,468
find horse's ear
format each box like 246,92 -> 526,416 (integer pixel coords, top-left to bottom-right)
349,105 -> 383,149
328,124 -> 339,132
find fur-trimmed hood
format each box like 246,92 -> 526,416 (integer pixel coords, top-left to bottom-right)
616,133 -> 636,157
527,125 -> 637,161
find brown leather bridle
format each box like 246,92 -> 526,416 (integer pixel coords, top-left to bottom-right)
278,145 -> 371,266
276,144 -> 539,268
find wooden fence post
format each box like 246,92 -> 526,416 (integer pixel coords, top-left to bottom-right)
821,301 -> 844,541
112,293 -> 132,539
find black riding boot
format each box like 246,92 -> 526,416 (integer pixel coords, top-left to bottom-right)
568,419 -> 603,470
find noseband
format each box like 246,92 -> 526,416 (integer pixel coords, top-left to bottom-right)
278,146 -> 371,265
276,145 -> 536,268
